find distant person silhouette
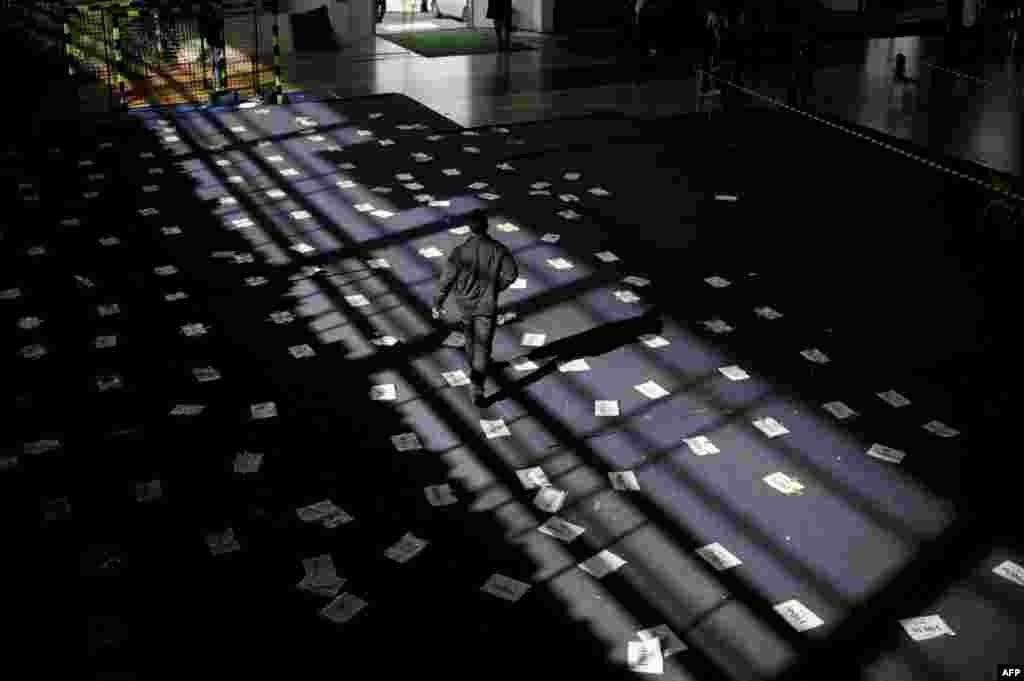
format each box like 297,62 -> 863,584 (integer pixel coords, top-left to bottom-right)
487,0 -> 513,51
432,209 -> 519,406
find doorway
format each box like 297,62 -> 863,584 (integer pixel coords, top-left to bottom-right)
376,0 -> 473,34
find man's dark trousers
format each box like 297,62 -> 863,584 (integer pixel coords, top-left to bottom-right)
462,314 -> 497,388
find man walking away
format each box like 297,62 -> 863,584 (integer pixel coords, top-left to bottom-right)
487,0 -> 514,51
432,210 -> 519,406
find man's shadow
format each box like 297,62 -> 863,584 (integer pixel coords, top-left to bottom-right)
481,309 -> 663,407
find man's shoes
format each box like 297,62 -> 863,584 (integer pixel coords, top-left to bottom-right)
472,385 -> 486,407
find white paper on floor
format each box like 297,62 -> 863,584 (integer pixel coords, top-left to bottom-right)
162,225 -> 183,235
531,182 -> 551,189
614,290 -> 641,304
23,439 -> 61,455
289,344 -> 316,359
396,173 -> 415,181
98,303 -> 121,317
754,306 -> 783,319
521,332 -> 546,347
0,288 -> 22,300
695,542 -> 742,571
366,258 -> 390,269
280,168 -> 299,177
320,593 -> 368,624
704,276 -> 731,288
609,471 -> 641,491
993,560 -> 1024,587
774,600 -> 824,632
354,203 -> 374,213
516,466 -> 550,489
497,163 -> 515,171
18,316 -> 43,331
233,451 -> 263,474
558,358 -> 590,372
450,225 -> 472,235
547,258 -> 574,270
291,242 -> 315,254
627,637 -> 664,674
509,277 -> 527,290
245,276 -> 268,287
481,419 -> 511,439
385,532 -> 430,563
371,335 -> 399,347
763,472 -> 804,495
140,206 -> 162,215
559,194 -> 580,203
595,400 -> 620,416
84,192 -> 100,200
579,550 -> 627,578
534,486 -> 567,513
250,401 -> 278,420
623,276 -> 651,288
337,180 -> 356,189
356,129 -> 373,137
479,193 -> 501,201
877,390 -> 911,407
426,134 -> 443,141
192,366 -> 221,383
135,479 -> 162,503
463,146 -> 481,154
635,380 -> 669,400
636,625 -> 687,657
403,183 -> 425,191
413,153 -> 433,163
425,484 -> 458,507
801,348 -> 831,364
540,233 -> 560,243
346,294 -> 370,307
496,222 -> 519,233
205,528 -> 240,556
922,420 -> 960,438
442,369 -> 471,387
371,209 -> 395,219
530,190 -> 553,196
297,554 -> 347,597
866,443 -> 906,464
899,615 -> 955,641
467,182 -> 488,190
19,344 -> 46,360
442,168 -> 461,176
481,574 -> 531,602
702,318 -> 734,334
822,401 -> 857,419
588,187 -> 611,197
753,417 -> 789,438
638,334 -> 669,349
563,172 -> 581,180
718,365 -> 750,381
379,139 -> 396,147
513,357 -> 540,371
420,246 -> 444,258
170,404 -> 205,416
233,253 -> 255,264
429,200 -> 451,207
538,516 -> 586,542
558,209 -> 581,220
370,384 -> 397,401
392,432 -> 423,452
154,265 -> 178,276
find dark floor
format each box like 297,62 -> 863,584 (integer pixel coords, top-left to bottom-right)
5,9 -> 1024,681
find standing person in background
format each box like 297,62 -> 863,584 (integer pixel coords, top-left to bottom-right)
198,2 -> 225,91
700,3 -> 724,95
487,0 -> 514,51
432,210 -> 519,407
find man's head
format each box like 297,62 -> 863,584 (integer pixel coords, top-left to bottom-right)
467,209 -> 489,235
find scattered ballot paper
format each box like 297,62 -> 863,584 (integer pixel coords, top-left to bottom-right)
280,168 -> 300,177
594,251 -> 621,263
250,401 -> 278,420
403,182 -> 425,191
371,335 -> 399,347
162,225 -> 184,235
823,401 -> 857,419
289,344 -> 316,359
496,163 -> 515,171
774,600 -> 825,632
346,294 -> 371,308
479,193 -> 501,201
563,172 -> 581,181
429,200 -> 451,207
170,404 -> 205,417
385,532 -> 429,563
547,258 -> 574,270
702,319 -> 734,334
290,210 -> 312,221
763,472 -> 805,495
23,439 -> 61,455
320,593 -> 368,625
378,138 -> 396,147
366,258 -> 390,270
337,180 -> 356,189
371,210 -> 395,219
19,344 -> 47,360
180,322 -> 207,337
297,554 -> 347,597
442,370 -> 471,387
425,484 -> 458,507
627,638 -> 664,674
636,625 -> 687,658
414,194 -> 435,203
463,146 -> 481,154
614,290 -> 642,304
215,159 -> 233,167
481,574 -> 531,602
192,366 -> 221,383
800,348 -> 831,364
866,443 -> 906,464
683,435 -> 720,456
637,334 -> 669,349
635,380 -> 670,400
496,222 -> 519,233
297,499 -> 354,527
534,486 -> 567,513
420,246 -> 444,259
623,276 -> 650,287
135,479 -> 162,503
233,450 -> 263,474
588,187 -> 611,197
154,265 -> 178,276
899,615 -> 955,641
18,316 -> 44,331
98,303 -> 121,317
392,432 -> 423,452
714,194 -> 739,202
755,306 -> 784,320
609,471 -> 641,491
704,276 -> 731,288
531,182 -> 552,190
442,168 -> 461,176
558,209 -> 581,220
595,400 -> 620,416
877,390 -> 911,408
396,173 -> 415,181
529,190 -> 553,197
245,276 -> 268,287
481,419 -> 511,439
513,357 -> 540,372
558,358 -> 591,372
516,466 -> 550,490
338,162 -> 357,170
753,417 -> 789,438
354,203 -> 375,213
559,194 -> 580,203
695,542 -> 742,571
992,560 -> 1024,587
370,384 -> 397,401
922,420 -> 959,438
521,332 -> 546,347
579,550 -> 628,578
508,277 -> 527,290
291,242 -> 316,255
538,517 -> 586,543
540,233 -> 561,243
206,528 -> 241,556
718,365 -> 750,381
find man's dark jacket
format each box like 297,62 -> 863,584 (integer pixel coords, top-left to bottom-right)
435,233 -> 518,317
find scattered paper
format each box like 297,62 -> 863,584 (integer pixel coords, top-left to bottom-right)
429,200 -> 451,207
297,554 -> 347,597
371,210 -> 395,219
379,139 -> 396,146
563,172 -> 581,181
992,560 -> 1024,587
558,209 -> 581,220
635,380 -> 669,400
245,276 -> 268,287
154,265 -> 178,276
354,203 -> 375,213
19,344 -> 47,360
800,348 -> 831,364
718,365 -> 749,381
463,146 -> 480,154
442,168 -> 461,176
529,190 -> 553,197
866,443 -> 906,464
822,401 -> 857,419
414,194 -> 435,203
370,384 -> 397,401
481,419 -> 511,439
899,615 -> 955,641
763,472 -> 804,495
162,226 -> 183,235
280,168 -> 299,177
614,290 -> 642,304
512,357 -> 539,371
531,182 -> 552,190
627,638 -> 664,675
509,277 -> 527,290
23,439 -> 61,455
753,417 -> 789,438
623,276 -> 650,287
695,542 -> 742,571
595,400 -> 620,416
291,242 -> 316,254
774,600 -> 824,632
516,466 -> 550,489
588,187 -> 611,197
683,435 -> 720,456
385,532 -> 429,563
371,335 -> 399,347
540,233 -> 560,243
420,246 -> 444,259
538,516 -> 586,542
233,450 -> 263,474
609,471 -> 641,491
289,344 -> 316,359
704,276 -> 731,288
534,486 -> 567,513
290,210 -> 312,221
338,162 -> 356,170
425,484 -> 458,507
336,180 -> 356,189
180,322 -> 207,337
559,194 -> 580,203
391,432 -> 423,452
97,303 -> 120,317
170,404 -> 205,417
442,370 -> 471,387
496,222 -> 519,233
320,593 -> 368,624
481,574 -> 531,602
636,625 -> 687,657
521,332 -> 546,347
250,401 -> 278,420
346,294 -> 371,307
192,366 -> 221,383
877,390 -> 911,408
135,479 -> 162,503
558,358 -> 590,372
206,528 -> 240,556
218,197 -> 237,207
922,420 -> 959,438
579,550 -> 627,578
595,251 -> 620,263
479,193 -> 501,201
296,499 -> 353,526
547,258 -> 574,270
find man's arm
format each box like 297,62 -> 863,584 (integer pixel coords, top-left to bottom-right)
433,247 -> 460,314
497,250 -> 519,292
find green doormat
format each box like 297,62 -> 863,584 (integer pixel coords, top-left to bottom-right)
379,28 -> 535,57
